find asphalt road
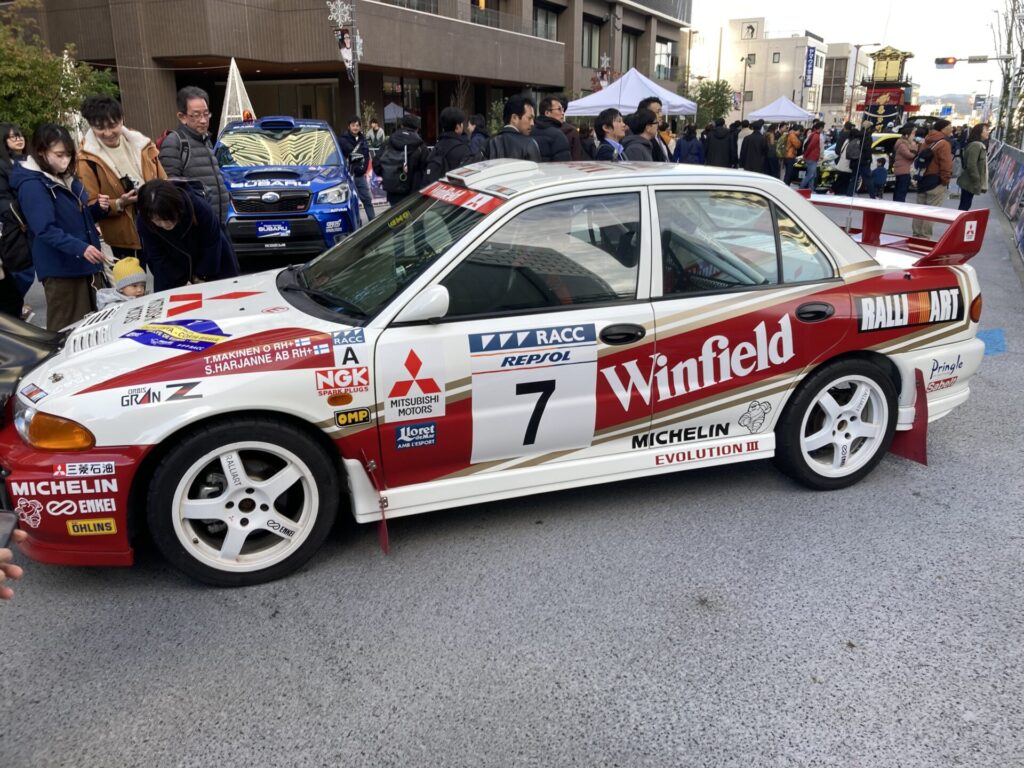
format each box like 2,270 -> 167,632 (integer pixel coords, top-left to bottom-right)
3,194 -> 1024,767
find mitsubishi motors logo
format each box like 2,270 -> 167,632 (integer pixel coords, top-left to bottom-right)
388,350 -> 441,397
383,347 -> 445,423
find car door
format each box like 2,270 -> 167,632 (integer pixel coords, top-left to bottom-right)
640,186 -> 852,454
374,189 -> 656,491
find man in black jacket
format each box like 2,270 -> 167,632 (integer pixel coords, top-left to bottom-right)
557,96 -> 586,160
621,110 -> 657,161
485,95 -> 541,162
532,97 -> 571,162
704,118 -> 734,167
739,120 -> 769,174
379,114 -> 429,206
424,107 -> 479,185
158,86 -> 231,223
637,97 -> 671,161
338,116 -> 375,222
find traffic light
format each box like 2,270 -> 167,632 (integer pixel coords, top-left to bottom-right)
935,57 -> 957,69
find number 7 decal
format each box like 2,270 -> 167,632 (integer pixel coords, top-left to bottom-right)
515,379 -> 555,445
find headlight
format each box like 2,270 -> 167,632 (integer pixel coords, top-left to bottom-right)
316,184 -> 350,205
14,399 -> 95,450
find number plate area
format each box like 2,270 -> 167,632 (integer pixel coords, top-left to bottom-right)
468,324 -> 598,464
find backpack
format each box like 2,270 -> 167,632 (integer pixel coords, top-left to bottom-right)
156,128 -> 191,171
378,143 -> 411,195
845,137 -> 862,161
774,133 -> 788,159
348,148 -> 368,178
0,200 -> 32,272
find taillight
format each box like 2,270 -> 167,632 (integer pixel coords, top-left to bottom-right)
970,294 -> 983,323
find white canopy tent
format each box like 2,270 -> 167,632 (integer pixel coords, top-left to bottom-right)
746,96 -> 815,122
565,68 -> 696,117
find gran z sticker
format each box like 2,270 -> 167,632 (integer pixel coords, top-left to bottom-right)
856,288 -> 963,332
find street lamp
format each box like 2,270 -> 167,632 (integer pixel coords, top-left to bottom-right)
740,55 -> 753,119
846,42 -> 880,122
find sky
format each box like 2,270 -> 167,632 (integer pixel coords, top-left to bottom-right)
689,0 -> 1006,98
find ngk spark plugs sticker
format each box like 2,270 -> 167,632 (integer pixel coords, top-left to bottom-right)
381,347 -> 445,423
468,324 -> 597,464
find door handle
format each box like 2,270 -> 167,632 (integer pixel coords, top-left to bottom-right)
795,302 -> 835,323
600,323 -> 646,345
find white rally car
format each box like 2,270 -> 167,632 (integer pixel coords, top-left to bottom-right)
0,161 -> 987,585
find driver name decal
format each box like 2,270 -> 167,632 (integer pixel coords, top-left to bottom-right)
420,183 -> 503,214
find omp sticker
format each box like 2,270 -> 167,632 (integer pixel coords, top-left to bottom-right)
468,324 -> 597,464
335,408 -> 372,427
381,346 -> 445,423
121,319 -> 230,352
67,518 -> 117,536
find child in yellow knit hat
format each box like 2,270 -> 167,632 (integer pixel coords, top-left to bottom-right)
96,256 -> 149,310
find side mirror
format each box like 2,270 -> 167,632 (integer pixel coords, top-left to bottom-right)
394,285 -> 449,323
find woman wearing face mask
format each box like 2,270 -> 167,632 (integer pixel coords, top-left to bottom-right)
9,123 -> 110,330
0,123 -> 32,318
77,95 -> 166,261
135,179 -> 238,292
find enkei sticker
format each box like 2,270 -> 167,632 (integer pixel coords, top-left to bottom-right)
46,498 -> 117,516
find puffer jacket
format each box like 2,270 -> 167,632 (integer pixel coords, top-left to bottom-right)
9,155 -> 104,280
157,125 -> 230,222
78,127 -> 166,250
892,137 -> 918,176
485,127 -> 541,162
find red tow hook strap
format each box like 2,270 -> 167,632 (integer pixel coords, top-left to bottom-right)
889,369 -> 929,465
360,450 -> 390,554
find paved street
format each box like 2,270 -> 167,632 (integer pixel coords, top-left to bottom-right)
3,194 -> 1023,767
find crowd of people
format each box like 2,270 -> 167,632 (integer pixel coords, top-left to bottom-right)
0,86 -> 239,330
0,84 -> 992,333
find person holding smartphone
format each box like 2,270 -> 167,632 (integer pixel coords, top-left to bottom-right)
78,95 -> 167,260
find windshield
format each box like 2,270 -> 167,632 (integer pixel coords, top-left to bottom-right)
300,185 -> 498,317
216,125 -> 340,167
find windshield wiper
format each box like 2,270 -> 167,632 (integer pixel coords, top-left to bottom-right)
281,283 -> 366,317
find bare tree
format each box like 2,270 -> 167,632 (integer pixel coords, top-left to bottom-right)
451,75 -> 471,112
992,0 -> 1024,143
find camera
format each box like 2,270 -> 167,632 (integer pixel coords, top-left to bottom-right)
119,175 -> 138,193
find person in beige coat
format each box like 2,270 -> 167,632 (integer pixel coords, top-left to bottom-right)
957,123 -> 990,211
78,95 -> 166,259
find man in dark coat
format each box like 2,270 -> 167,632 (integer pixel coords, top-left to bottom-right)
424,107 -> 479,185
338,116 -> 375,222
638,97 -> 671,161
705,118 -> 734,167
158,86 -> 231,223
739,120 -> 769,174
557,96 -> 586,160
532,97 -> 572,162
621,110 -> 657,161
379,114 -> 429,206
485,95 -> 541,161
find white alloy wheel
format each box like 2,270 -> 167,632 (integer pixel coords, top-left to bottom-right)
798,375 -> 889,479
171,441 -> 319,573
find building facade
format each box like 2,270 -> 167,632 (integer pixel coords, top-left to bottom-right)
33,0 -> 690,142
721,18 -> 826,122
820,43 -> 874,128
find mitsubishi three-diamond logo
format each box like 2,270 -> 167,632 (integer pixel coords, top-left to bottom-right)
384,348 -> 445,423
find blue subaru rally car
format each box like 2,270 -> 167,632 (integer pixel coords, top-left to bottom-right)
215,116 -> 360,261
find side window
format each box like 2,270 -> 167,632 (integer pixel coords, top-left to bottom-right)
442,193 -> 641,317
775,208 -> 834,282
656,190 -> 779,294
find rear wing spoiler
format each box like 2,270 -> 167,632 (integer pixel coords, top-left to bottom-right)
802,193 -> 988,267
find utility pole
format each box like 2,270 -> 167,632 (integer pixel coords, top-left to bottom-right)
846,42 -> 879,123
740,55 -> 751,119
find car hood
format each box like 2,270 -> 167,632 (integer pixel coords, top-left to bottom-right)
221,164 -> 348,190
20,270 -> 346,402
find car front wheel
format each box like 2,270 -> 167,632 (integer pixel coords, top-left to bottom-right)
147,418 -> 340,586
773,360 -> 897,490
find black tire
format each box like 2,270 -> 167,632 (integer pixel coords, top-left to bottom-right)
147,417 -> 340,586
773,359 -> 898,490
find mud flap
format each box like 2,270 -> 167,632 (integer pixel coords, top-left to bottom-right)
889,369 -> 928,465
360,451 -> 390,554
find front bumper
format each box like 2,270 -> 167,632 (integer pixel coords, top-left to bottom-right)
1,418 -> 153,567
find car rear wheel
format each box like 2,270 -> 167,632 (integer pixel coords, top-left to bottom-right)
773,359 -> 897,490
147,418 -> 339,586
